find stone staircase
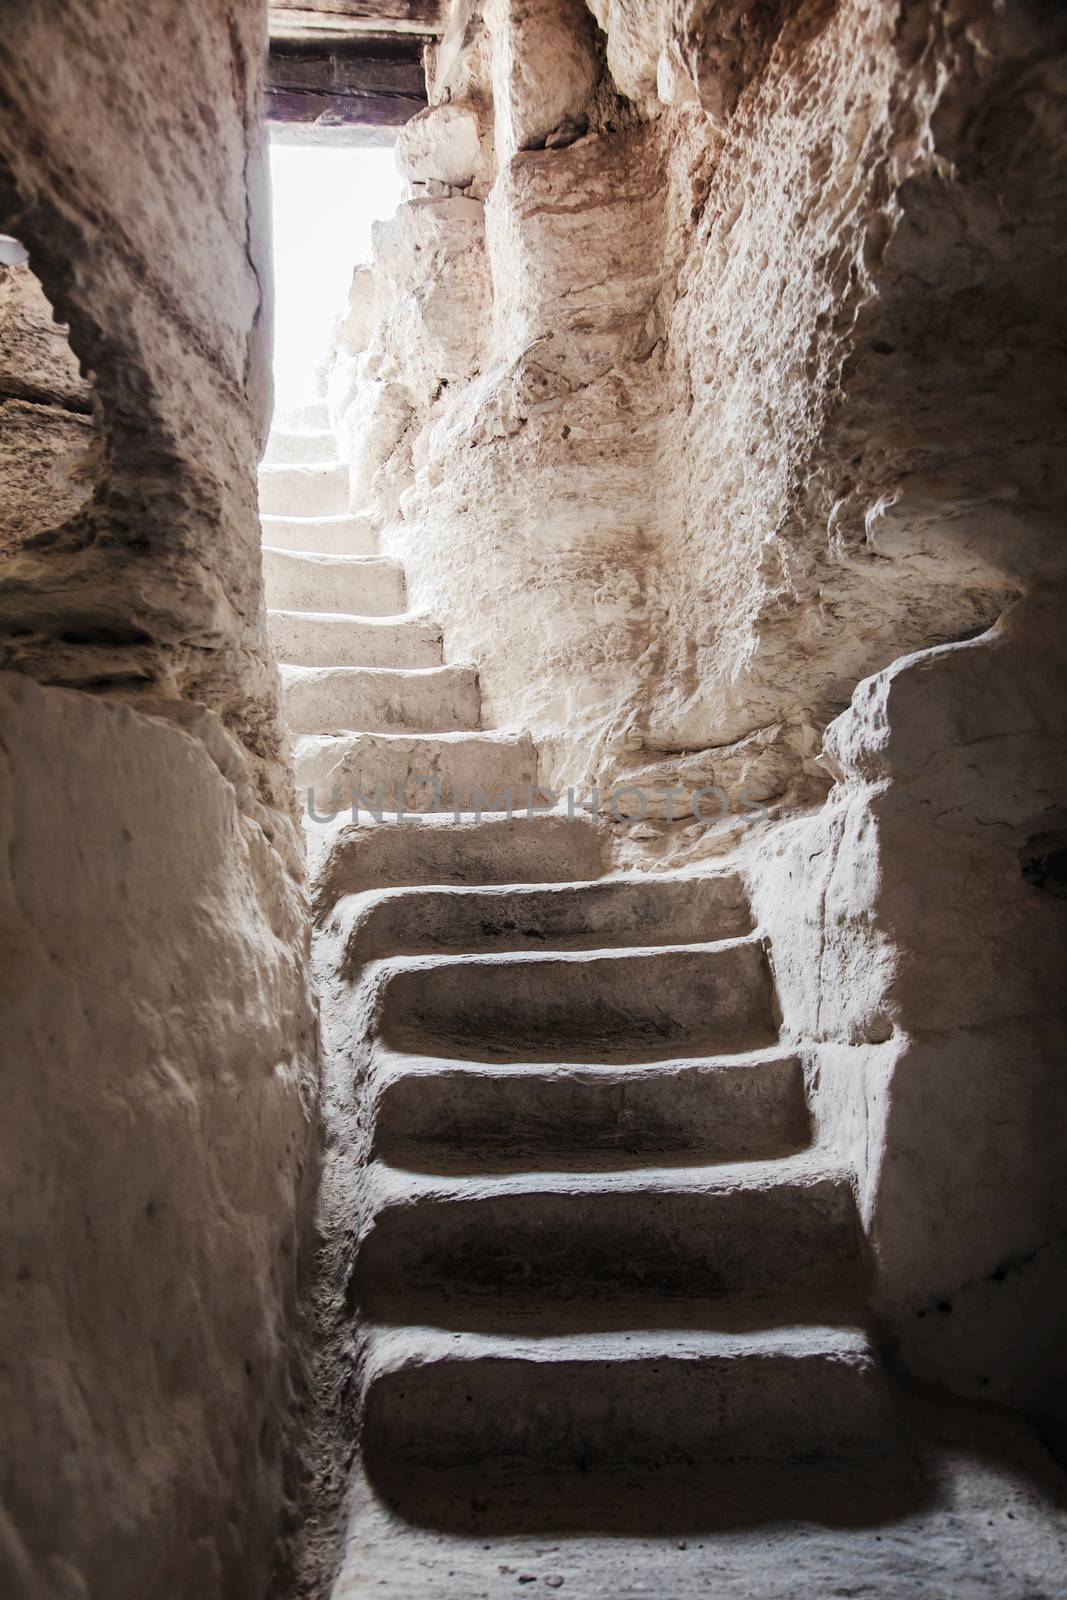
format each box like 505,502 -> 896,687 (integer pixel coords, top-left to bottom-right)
260,400 -> 535,813
342,862 -> 895,1489
261,406 -> 894,1524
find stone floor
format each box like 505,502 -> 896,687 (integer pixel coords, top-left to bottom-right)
333,1392 -> 1067,1598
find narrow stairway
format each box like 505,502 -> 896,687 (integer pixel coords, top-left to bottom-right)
261,408 -> 892,1481
343,872 -> 894,1491
260,400 -> 535,815
260,406 -> 1067,1600
263,409 -> 1067,1600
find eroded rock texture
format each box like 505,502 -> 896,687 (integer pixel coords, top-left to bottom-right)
0,676 -> 316,1599
0,0 -> 286,805
0,267 -> 95,557
0,4 -> 317,1596
334,0 -> 1067,802
326,0 -> 1067,1456
746,591 -> 1067,1450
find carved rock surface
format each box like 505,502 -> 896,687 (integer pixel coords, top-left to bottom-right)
486,0 -> 602,158
396,102 -> 483,186
0,674 -> 316,1599
0,0 -> 284,802
0,264 -> 91,409
747,593 -> 1067,1444
342,0 -> 1067,819
0,396 -> 93,554
0,6 -> 316,1596
321,0 -> 1067,1478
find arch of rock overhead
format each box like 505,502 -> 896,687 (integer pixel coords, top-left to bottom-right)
2,2 -> 1066,1597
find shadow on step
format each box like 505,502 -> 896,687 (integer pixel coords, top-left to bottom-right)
365,1444 -> 925,1537
362,1388 -> 1067,1539
375,1141 -> 814,1175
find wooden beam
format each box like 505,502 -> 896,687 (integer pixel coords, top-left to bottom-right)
269,2 -> 445,41
266,39 -> 427,130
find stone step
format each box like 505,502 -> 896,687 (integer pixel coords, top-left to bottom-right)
259,460 -> 348,518
370,1048 -> 809,1169
308,812 -> 606,908
369,938 -> 776,1063
355,1158 -> 863,1306
269,610 -> 442,670
263,426 -> 337,464
295,729 -> 536,814
339,870 -> 754,964
361,1316 -> 893,1472
263,549 -> 405,616
278,398 -> 329,430
260,513 -> 378,556
281,663 -> 481,738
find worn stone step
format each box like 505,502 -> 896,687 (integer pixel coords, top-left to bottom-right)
263,426 -> 337,464
361,1318 -> 893,1472
282,663 -> 480,738
370,1048 -> 809,1169
338,870 -> 753,964
295,729 -> 536,814
370,938 -> 776,1063
355,1158 -> 862,1306
260,512 -> 378,556
269,610 -> 442,670
365,1287 -> 868,1337
259,460 -> 349,517
263,549 -> 405,616
278,398 -> 329,430
308,812 -> 606,908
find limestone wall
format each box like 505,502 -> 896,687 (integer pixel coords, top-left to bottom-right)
746,591 -> 1067,1451
333,0 -> 1067,795
0,267 -> 94,560
0,4 -> 317,1594
0,677 -> 317,1598
0,0 -> 284,805
330,0 -> 1067,1448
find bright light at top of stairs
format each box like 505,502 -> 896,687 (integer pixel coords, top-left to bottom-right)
270,140 -> 402,410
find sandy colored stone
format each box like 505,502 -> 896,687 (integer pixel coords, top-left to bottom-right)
486,0 -> 601,159
307,0 -> 1067,1554
0,673 -> 316,1599
353,0 -> 1067,817
0,0 -> 285,804
0,264 -> 92,409
396,102 -> 483,186
0,9 -> 317,1598
4,0 -> 1060,1595
0,397 -> 94,555
337,265 -> 390,358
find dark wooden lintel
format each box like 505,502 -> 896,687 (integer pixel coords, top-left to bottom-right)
266,39 -> 427,129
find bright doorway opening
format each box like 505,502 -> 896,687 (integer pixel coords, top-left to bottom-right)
269,140 -> 401,411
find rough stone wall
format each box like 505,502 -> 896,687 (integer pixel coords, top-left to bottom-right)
746,590 -> 1067,1453
334,0 -> 1067,805
646,0 -> 1067,800
0,267 -> 94,557
329,0 -> 1067,1447
0,0 -> 285,805
0,677 -> 316,1599
0,5 -> 317,1595
826,597 -> 1067,1443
